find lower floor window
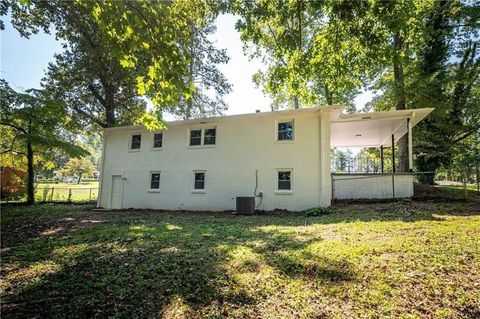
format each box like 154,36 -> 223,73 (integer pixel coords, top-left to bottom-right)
194,171 -> 205,190
278,170 -> 291,190
150,172 -> 160,190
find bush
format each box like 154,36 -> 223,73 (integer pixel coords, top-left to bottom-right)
306,207 -> 330,217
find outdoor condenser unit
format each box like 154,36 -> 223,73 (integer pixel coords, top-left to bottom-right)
236,197 -> 255,215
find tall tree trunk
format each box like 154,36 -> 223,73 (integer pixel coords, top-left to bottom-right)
104,84 -> 116,127
105,106 -> 115,127
393,31 -> 409,172
293,96 -> 299,109
26,140 -> 34,205
186,30 -> 195,119
77,172 -> 82,184
325,84 -> 333,105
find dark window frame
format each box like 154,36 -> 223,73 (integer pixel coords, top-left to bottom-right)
203,128 -> 216,145
277,121 -> 294,141
277,170 -> 292,191
189,127 -> 217,146
189,129 -> 202,146
153,133 -> 163,148
150,172 -> 161,190
131,134 -> 142,150
193,171 -> 205,190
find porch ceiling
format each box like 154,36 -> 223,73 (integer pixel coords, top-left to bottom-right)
330,108 -> 434,148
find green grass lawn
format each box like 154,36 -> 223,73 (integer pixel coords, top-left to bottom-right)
1,202 -> 479,318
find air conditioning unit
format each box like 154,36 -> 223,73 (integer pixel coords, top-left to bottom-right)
236,197 -> 255,215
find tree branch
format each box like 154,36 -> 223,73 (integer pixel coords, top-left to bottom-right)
71,104 -> 107,128
87,84 -> 107,106
0,122 -> 28,134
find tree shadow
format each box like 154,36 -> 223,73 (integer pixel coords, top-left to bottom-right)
1,215 -> 356,318
2,200 -> 479,317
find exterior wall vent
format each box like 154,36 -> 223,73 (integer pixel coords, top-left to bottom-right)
236,197 -> 255,215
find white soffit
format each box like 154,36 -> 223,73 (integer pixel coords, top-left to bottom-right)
331,108 -> 434,148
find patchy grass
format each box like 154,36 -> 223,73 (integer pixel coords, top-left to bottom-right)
1,201 -> 479,318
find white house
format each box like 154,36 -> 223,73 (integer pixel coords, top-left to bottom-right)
97,106 -> 433,211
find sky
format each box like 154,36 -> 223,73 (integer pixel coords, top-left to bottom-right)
1,13 -> 373,116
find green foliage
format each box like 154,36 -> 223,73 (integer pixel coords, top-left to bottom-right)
0,80 -> 87,203
4,0 -> 227,128
61,157 -> 96,183
232,0 -> 370,108
305,206 -> 329,216
165,13 -> 231,119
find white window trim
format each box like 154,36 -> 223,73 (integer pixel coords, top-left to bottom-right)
148,171 -> 161,192
274,119 -> 295,143
151,132 -> 164,151
129,133 -> 142,152
187,127 -> 217,149
192,170 -> 206,193
275,168 -> 293,194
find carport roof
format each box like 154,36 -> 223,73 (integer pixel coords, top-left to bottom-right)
330,108 -> 434,148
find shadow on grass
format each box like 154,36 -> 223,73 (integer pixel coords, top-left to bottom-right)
1,214 -> 354,318
2,201 -> 479,317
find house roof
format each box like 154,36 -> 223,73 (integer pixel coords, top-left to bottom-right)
104,106 -> 434,148
331,108 -> 434,147
103,105 -> 343,132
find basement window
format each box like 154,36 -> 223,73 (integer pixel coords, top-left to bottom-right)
131,134 -> 142,150
277,121 -> 294,141
149,172 -> 161,191
193,171 -> 205,191
277,170 -> 292,191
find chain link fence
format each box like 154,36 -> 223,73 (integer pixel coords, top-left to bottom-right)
332,172 -> 479,202
34,187 -> 99,203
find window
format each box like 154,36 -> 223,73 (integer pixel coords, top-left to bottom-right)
204,128 -> 216,145
277,170 -> 291,190
150,172 -> 160,190
189,128 -> 216,146
153,133 -> 163,148
194,172 -> 205,190
131,134 -> 142,149
190,130 -> 202,146
277,121 -> 294,141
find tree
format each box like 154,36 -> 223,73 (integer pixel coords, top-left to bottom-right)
232,0 -> 367,110
4,0 -> 227,128
166,14 -> 231,119
0,80 -> 87,204
328,0 -> 479,176
62,157 -> 96,184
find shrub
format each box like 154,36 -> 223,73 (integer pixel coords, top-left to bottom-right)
306,207 -> 329,217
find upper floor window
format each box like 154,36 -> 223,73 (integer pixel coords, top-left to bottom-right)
204,128 -> 216,145
277,170 -> 292,190
277,121 -> 294,141
190,130 -> 202,146
131,134 -> 142,150
189,128 -> 216,146
153,133 -> 163,148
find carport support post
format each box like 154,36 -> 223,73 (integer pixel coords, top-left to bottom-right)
408,118 -> 413,172
391,134 -> 395,174
391,134 -> 396,199
380,145 -> 384,174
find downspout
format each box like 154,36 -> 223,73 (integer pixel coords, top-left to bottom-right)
97,130 -> 107,208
